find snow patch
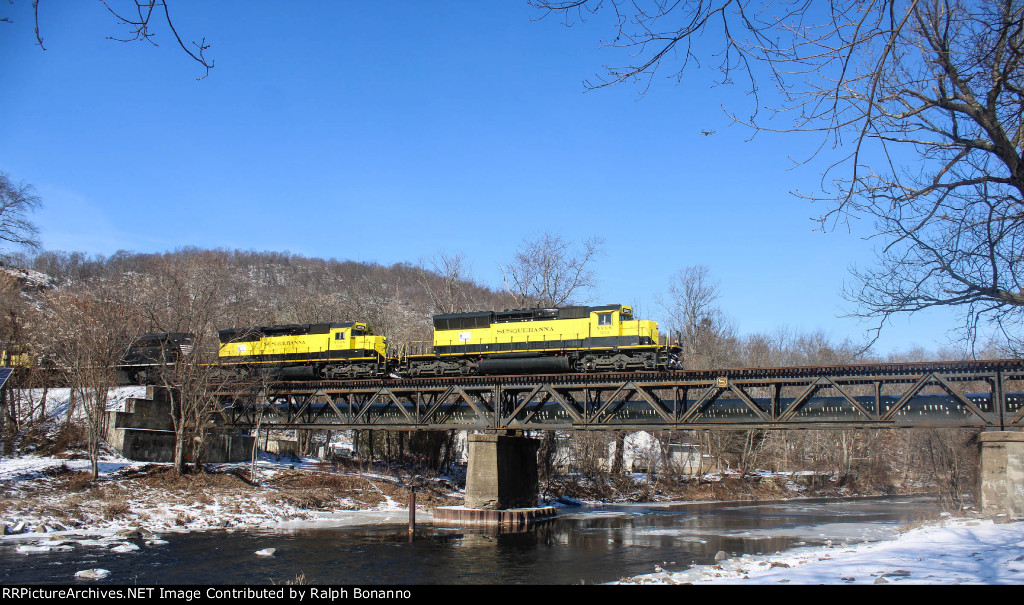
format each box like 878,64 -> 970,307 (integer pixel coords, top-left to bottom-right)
74,569 -> 111,581
620,518 -> 1024,585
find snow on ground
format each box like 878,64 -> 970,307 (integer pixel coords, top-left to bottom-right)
0,450 -> 425,560
14,387 -> 149,417
620,517 -> 1024,585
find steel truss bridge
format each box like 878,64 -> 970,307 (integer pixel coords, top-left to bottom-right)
216,359 -> 1024,432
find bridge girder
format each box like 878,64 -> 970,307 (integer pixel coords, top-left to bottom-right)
215,361 -> 1024,432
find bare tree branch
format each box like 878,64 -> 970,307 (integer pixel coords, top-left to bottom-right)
9,0 -> 214,79
98,0 -> 214,79
535,0 -> 1024,351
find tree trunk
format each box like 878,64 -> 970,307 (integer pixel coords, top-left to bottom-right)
64,388 -> 76,429
174,429 -> 187,475
251,423 -> 263,485
440,430 -> 456,473
538,431 -> 557,484
37,385 -> 48,423
611,432 -> 625,475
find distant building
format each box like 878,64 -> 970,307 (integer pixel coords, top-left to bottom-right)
608,431 -> 715,474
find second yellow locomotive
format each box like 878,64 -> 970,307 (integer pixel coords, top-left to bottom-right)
402,304 -> 675,376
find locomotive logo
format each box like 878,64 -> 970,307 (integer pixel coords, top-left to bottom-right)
494,326 -> 556,335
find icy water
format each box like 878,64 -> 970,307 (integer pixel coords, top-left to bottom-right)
0,497 -> 939,585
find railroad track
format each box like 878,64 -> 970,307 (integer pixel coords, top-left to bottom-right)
214,358 -> 1024,394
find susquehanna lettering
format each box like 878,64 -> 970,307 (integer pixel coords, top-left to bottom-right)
494,326 -> 555,335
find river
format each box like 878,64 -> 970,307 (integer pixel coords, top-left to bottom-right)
0,496 -> 939,585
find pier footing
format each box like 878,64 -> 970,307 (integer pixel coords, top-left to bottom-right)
432,506 -> 557,529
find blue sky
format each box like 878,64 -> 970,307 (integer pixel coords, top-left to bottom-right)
0,1 -> 965,355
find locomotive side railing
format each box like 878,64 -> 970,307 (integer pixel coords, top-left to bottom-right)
401,341 -> 435,358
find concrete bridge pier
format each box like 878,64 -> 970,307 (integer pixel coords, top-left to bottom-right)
433,432 -> 556,528
465,432 -> 539,509
978,432 -> 1024,518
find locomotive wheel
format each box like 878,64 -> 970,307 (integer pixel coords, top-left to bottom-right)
581,355 -> 597,372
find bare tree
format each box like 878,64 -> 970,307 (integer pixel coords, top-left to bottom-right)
240,368 -> 277,486
658,265 -> 737,369
143,252 -> 231,474
418,251 -> 474,314
46,279 -> 142,479
500,232 -> 604,307
533,1 -> 1024,351
0,172 -> 42,256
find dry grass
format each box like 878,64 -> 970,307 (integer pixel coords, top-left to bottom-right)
192,492 -> 215,506
28,464 -> 460,522
102,501 -> 130,520
263,469 -> 459,510
268,470 -> 367,490
278,492 -> 329,510
38,504 -> 73,521
124,465 -> 250,490
271,572 -> 311,585
4,461 -> 459,535
62,471 -> 94,492
17,422 -> 89,458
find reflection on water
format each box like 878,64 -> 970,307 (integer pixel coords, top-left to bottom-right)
0,497 -> 938,585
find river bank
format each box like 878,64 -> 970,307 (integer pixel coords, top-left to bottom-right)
2,449 -> 1019,585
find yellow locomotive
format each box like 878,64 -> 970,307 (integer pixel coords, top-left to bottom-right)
0,343 -> 33,369
401,304 -> 676,377
217,321 -> 394,379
